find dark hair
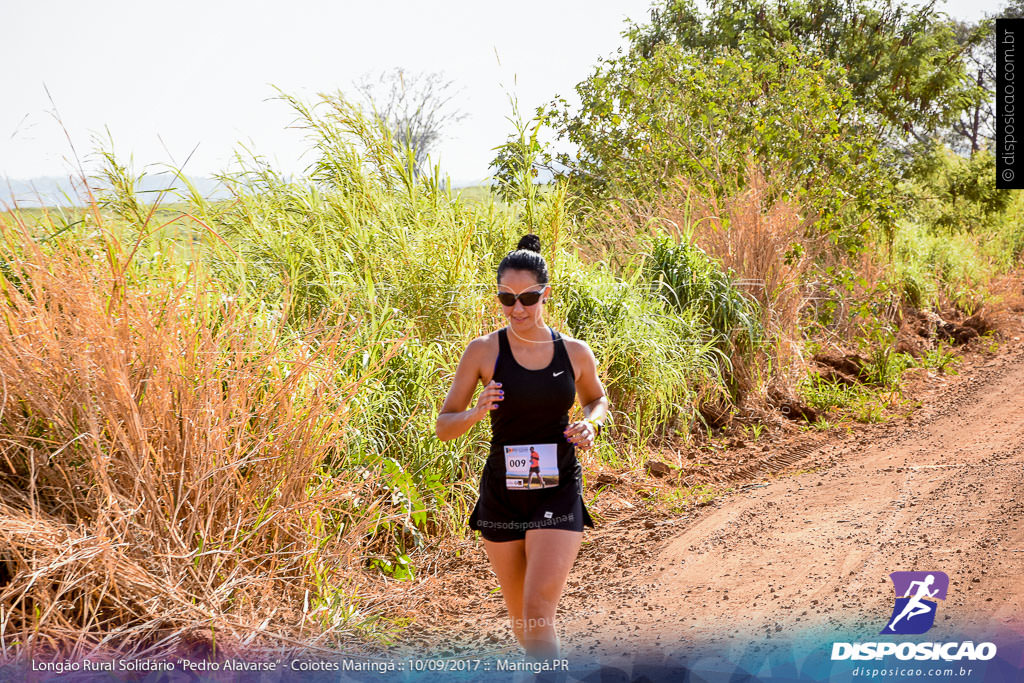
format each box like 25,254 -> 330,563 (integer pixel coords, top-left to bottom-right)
497,234 -> 549,284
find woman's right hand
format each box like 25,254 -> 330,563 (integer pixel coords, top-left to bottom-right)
473,381 -> 503,420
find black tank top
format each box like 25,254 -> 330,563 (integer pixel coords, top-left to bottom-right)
489,326 -> 576,447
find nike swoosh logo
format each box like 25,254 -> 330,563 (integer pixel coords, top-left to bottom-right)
553,371 -> 564,377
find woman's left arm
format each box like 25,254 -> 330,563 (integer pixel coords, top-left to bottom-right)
563,341 -> 609,450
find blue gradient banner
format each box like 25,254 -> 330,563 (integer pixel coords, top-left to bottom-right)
2,630 -> 1021,682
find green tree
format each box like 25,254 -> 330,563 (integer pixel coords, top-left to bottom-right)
944,0 -> 1024,156
626,0 -> 986,166
545,43 -> 899,250
906,142 -> 1013,231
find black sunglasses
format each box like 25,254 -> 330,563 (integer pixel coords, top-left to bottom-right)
496,288 -> 545,306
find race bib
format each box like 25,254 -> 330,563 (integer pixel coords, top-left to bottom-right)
504,443 -> 559,490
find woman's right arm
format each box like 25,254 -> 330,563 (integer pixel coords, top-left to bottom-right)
435,339 -> 503,441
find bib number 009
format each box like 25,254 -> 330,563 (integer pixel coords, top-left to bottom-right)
503,443 -> 558,491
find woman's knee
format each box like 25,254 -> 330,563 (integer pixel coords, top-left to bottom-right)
522,591 -> 557,623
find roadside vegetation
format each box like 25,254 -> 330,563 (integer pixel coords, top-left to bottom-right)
1,0 -> 1022,661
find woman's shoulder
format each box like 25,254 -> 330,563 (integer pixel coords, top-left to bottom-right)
464,329 -> 502,358
463,330 -> 502,383
555,328 -> 587,350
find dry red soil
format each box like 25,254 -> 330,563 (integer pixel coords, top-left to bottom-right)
375,319 -> 1024,669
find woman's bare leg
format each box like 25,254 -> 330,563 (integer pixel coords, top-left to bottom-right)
482,538 -> 528,649
521,529 -> 583,658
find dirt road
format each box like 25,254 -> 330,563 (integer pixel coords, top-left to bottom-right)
558,345 -> 1024,664
386,338 -> 1024,671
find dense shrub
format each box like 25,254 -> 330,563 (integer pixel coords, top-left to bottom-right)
545,43 -> 899,251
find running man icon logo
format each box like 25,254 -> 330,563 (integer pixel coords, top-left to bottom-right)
882,571 -> 949,635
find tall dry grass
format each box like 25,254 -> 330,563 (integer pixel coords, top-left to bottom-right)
610,159 -> 826,407
0,211 -> 404,661
673,163 -> 821,398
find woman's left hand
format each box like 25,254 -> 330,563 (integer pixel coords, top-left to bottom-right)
564,420 -> 596,450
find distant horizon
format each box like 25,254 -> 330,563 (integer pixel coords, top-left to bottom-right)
1,0 -> 1010,196
0,95 -> 561,194
0,170 -> 502,208
0,170 -> 500,188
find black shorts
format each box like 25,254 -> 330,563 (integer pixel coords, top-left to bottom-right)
468,442 -> 595,542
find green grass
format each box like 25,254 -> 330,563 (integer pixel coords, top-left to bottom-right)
641,482 -> 724,514
798,340 -> 963,427
798,374 -> 898,425
889,218 -> 1012,315
453,184 -> 497,205
916,341 -> 961,375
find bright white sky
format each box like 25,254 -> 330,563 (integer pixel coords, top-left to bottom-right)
0,0 -> 1010,188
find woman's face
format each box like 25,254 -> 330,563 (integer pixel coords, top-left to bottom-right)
498,268 -> 551,331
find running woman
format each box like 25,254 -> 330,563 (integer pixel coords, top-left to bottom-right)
435,234 -> 609,659
526,446 -> 543,490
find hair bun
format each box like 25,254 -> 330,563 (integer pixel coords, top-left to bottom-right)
516,234 -> 542,253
